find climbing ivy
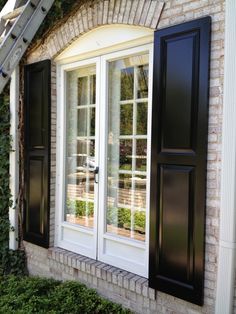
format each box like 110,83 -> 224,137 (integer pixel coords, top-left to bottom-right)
32,0 -> 92,45
0,86 -> 27,276
0,0 -> 88,275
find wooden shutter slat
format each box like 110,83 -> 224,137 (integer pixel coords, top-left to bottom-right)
149,17 -> 211,305
24,59 -> 51,248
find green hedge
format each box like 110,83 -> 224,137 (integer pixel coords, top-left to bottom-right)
0,275 -> 132,314
67,199 -> 94,218
107,207 -> 146,233
67,200 -> 146,233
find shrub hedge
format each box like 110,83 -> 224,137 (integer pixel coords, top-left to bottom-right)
0,275 -> 132,314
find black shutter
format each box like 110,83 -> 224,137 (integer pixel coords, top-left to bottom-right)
24,60 -> 51,248
149,17 -> 211,305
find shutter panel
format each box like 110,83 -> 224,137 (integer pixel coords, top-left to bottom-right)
24,60 -> 51,248
149,17 -> 211,305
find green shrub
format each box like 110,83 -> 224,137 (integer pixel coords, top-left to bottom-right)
75,200 -> 86,217
88,201 -> 94,217
0,275 -> 131,314
107,207 -> 145,233
117,207 -> 131,228
67,199 -> 94,218
107,206 -> 118,226
134,211 -> 146,232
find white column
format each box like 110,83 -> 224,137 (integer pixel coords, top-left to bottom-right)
9,66 -> 19,250
215,1 -> 236,313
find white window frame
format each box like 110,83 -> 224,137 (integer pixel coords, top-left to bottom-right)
55,29 -> 153,277
98,45 -> 153,277
55,57 -> 101,259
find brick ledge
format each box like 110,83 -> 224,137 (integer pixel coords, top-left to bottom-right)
48,247 -> 156,300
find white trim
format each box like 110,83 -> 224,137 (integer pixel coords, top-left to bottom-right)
97,44 -> 153,278
9,67 -> 19,250
55,29 -> 154,277
55,39 -> 153,277
215,1 -> 236,313
56,57 -> 100,259
55,25 -> 153,64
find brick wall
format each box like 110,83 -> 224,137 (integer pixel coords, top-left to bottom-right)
24,1 -> 225,313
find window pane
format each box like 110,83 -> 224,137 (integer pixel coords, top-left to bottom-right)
136,139 -> 147,172
119,139 -> 132,170
134,175 -> 146,208
90,74 -> 96,105
120,67 -> 134,100
120,104 -> 133,135
77,108 -> 87,136
78,76 -> 88,106
137,65 -> 149,99
65,65 -> 96,228
137,102 -> 148,135
90,107 -> 95,136
107,53 -> 149,242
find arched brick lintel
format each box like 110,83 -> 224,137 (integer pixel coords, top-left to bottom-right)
27,0 -> 165,61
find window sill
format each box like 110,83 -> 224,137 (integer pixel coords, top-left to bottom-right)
48,247 -> 156,300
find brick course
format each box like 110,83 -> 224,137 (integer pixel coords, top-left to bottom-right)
25,0 -> 225,313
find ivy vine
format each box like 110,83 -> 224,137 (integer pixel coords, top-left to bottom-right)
0,86 -> 27,275
0,0 -> 88,275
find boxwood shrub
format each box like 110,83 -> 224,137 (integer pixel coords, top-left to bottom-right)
0,275 -> 132,314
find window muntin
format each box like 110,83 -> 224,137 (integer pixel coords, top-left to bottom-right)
58,43 -> 152,277
106,54 -> 149,242
65,65 -> 96,228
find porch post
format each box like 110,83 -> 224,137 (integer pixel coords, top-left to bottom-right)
215,0 -> 236,313
9,66 -> 19,250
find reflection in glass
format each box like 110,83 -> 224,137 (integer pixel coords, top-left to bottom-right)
120,104 -> 133,135
120,67 -> 134,100
136,139 -> 147,172
90,108 -> 96,136
65,65 -> 96,228
137,65 -> 149,99
134,175 -> 146,208
137,103 -> 148,135
78,76 -> 88,106
119,139 -> 132,170
107,53 -> 149,242
77,108 -> 87,136
90,74 -> 96,104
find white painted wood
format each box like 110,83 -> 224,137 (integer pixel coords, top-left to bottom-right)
55,25 -> 153,64
56,57 -> 100,260
55,28 -> 154,277
9,67 -> 19,250
97,44 -> 153,277
215,0 -> 236,313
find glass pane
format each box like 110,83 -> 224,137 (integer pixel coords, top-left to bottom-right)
77,108 -> 87,136
119,139 -> 132,170
65,65 -> 96,228
78,76 -> 88,106
90,107 -> 95,136
107,53 -> 149,242
136,139 -> 147,172
134,210 -> 146,241
120,104 -> 133,135
134,175 -> 146,208
120,67 -> 134,100
118,173 -> 132,206
76,139 -> 87,168
137,102 -> 148,135
90,74 -> 96,105
137,65 -> 149,99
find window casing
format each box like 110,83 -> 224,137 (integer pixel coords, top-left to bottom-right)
56,39 -> 153,277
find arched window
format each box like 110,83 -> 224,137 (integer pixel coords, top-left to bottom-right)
56,25 -> 154,277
